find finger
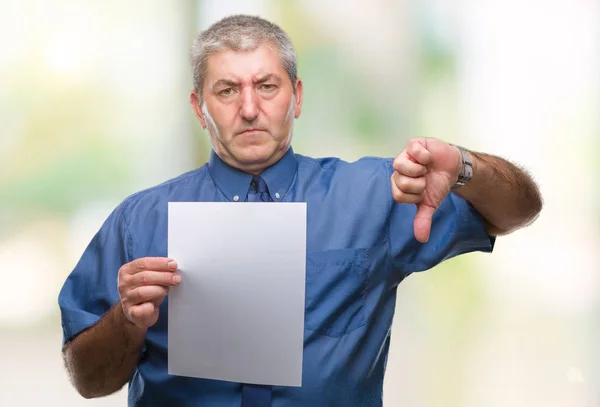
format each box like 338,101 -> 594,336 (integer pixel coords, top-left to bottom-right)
393,191 -> 425,204
135,270 -> 181,287
125,257 -> 178,275
393,152 -> 427,177
414,203 -> 436,243
406,139 -> 433,166
129,285 -> 169,305
153,293 -> 168,307
128,302 -> 156,322
392,172 -> 426,195
391,176 -> 426,204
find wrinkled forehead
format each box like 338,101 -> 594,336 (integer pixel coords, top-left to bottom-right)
204,44 -> 287,86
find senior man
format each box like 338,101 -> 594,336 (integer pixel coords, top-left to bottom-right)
58,14 -> 542,407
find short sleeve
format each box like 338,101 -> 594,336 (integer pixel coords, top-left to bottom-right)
57,204 -> 131,346
388,186 -> 495,276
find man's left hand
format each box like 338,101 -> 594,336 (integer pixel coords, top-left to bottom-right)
391,138 -> 462,243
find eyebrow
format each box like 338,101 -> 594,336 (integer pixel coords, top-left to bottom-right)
212,74 -> 281,89
254,74 -> 281,84
213,79 -> 240,89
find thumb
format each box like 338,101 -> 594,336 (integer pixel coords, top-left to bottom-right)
414,203 -> 436,243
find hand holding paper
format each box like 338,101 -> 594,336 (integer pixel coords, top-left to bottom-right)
117,257 -> 181,329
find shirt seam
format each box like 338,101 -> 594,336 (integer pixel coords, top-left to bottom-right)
118,167 -> 207,259
289,156 -> 321,200
382,158 -> 403,273
119,203 -> 134,263
125,167 -> 207,204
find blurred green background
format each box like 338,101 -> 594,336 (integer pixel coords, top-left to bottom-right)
1,0 -> 599,406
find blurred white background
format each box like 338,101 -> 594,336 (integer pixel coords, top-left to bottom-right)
1,0 -> 598,406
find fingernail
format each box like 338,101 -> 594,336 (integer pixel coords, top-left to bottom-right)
173,274 -> 181,283
168,260 -> 177,270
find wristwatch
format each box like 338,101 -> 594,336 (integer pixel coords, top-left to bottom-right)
451,144 -> 473,189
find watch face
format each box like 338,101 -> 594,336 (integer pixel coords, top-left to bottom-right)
465,165 -> 473,179
451,145 -> 473,188
459,148 -> 473,183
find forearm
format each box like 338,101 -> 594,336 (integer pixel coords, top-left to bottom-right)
62,303 -> 147,398
455,151 -> 543,235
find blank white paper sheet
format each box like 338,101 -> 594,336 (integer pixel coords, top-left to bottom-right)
167,201 -> 306,387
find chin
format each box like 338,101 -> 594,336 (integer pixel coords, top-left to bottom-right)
236,146 -> 274,164
233,142 -> 287,168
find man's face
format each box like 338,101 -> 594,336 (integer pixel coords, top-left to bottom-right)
191,44 -> 303,174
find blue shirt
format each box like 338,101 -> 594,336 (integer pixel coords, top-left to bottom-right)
58,147 -> 494,406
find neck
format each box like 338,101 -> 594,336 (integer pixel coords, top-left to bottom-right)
215,145 -> 290,175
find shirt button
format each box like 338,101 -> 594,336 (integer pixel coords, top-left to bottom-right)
233,195 -> 239,202
275,192 -> 281,199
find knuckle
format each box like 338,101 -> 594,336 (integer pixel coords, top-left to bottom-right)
117,274 -> 131,295
138,272 -> 149,286
134,287 -> 144,302
129,306 -> 140,320
123,305 -> 134,321
117,280 -> 126,295
395,160 -> 407,174
398,176 -> 411,190
118,264 -> 130,280
391,188 -> 403,202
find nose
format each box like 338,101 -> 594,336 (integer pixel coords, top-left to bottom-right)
239,87 -> 259,122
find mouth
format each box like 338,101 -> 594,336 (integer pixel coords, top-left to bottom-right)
237,128 -> 265,136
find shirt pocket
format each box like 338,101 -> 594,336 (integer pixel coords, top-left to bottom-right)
304,248 -> 370,338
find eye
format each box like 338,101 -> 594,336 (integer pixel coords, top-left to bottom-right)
260,84 -> 277,92
219,88 -> 233,96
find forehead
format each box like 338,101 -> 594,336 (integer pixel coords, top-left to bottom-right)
204,44 -> 287,83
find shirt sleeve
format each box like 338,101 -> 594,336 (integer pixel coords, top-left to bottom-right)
57,203 -> 131,346
384,159 -> 495,279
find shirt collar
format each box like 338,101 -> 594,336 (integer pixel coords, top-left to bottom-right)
208,146 -> 298,202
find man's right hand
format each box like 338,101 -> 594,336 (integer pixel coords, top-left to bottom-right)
117,257 -> 181,329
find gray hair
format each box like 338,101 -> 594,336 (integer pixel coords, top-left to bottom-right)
190,14 -> 297,101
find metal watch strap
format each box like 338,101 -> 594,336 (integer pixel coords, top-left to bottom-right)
451,144 -> 473,189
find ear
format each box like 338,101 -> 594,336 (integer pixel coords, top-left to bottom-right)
293,78 -> 303,119
190,90 -> 207,129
